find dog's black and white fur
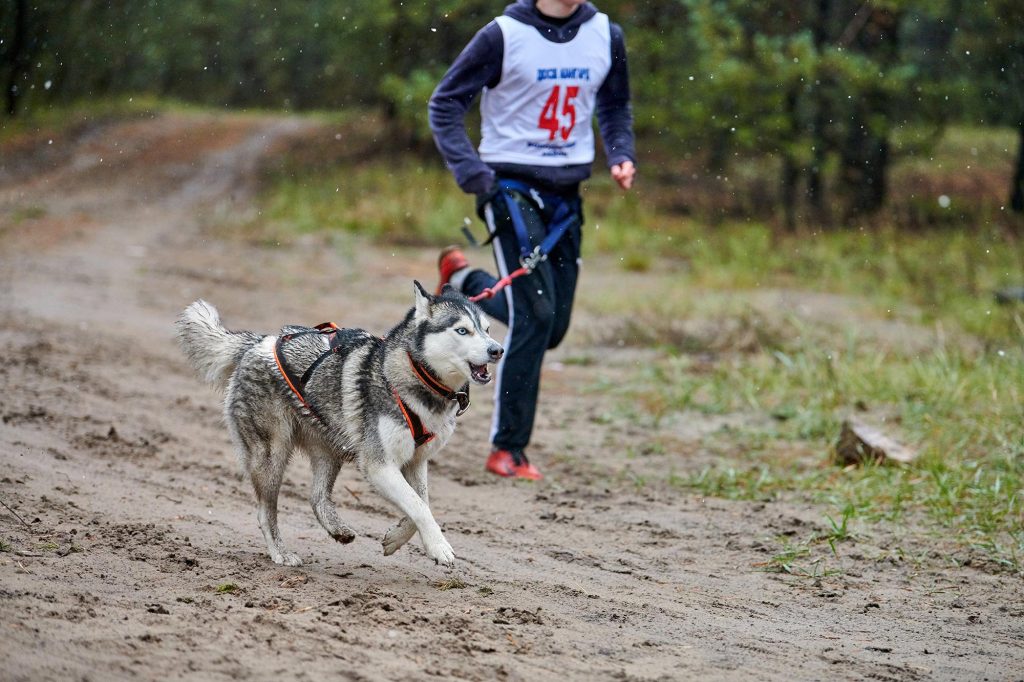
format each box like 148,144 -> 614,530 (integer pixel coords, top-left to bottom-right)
176,282 -> 502,567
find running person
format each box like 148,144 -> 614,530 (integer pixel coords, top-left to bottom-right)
429,0 -> 636,479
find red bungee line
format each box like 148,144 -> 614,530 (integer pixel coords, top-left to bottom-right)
468,266 -> 531,302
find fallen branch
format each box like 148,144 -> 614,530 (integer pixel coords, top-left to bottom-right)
0,498 -> 32,530
296,598 -> 343,614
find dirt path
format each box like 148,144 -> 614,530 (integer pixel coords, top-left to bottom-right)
1,113 -> 1021,681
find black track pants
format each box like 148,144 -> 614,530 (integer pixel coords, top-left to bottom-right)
461,189 -> 583,453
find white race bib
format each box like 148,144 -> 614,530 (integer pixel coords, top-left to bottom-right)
479,13 -> 612,167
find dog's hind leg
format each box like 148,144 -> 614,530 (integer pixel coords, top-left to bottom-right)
309,449 -> 356,545
252,444 -> 302,566
382,457 -> 428,556
233,423 -> 302,567
367,460 -> 453,566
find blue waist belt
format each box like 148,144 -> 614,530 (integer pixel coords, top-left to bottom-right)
496,178 -> 577,271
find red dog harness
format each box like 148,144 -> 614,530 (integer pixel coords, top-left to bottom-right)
272,324 -> 469,448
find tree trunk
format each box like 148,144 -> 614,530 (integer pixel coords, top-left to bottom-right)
840,110 -> 889,219
781,155 -> 800,231
4,0 -> 28,117
780,86 -> 801,230
807,140 -> 827,219
838,7 -> 900,220
1012,118 -> 1024,213
807,0 -> 832,224
707,128 -> 730,174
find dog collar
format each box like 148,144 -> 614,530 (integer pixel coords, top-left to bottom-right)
406,352 -> 471,416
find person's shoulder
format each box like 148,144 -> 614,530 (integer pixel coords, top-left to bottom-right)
478,18 -> 505,42
603,16 -> 626,45
462,18 -> 504,54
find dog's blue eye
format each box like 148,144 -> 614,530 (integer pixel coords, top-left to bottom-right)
456,327 -> 468,335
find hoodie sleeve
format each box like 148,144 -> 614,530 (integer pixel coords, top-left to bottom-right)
595,22 -> 635,168
428,22 -> 504,196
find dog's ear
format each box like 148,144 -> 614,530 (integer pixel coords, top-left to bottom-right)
413,280 -> 433,319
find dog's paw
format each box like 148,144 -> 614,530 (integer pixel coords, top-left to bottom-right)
272,551 -> 304,567
425,537 -> 455,568
382,521 -> 416,556
332,527 -> 356,545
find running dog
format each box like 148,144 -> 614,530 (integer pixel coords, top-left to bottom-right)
175,282 -> 502,567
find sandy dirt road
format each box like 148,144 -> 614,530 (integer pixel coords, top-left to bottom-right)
1,113 -> 1021,681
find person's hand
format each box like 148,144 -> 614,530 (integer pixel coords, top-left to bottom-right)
475,183 -> 501,215
610,161 -> 635,190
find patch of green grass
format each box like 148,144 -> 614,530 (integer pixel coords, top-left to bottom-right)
756,536 -> 843,578
650,339 -> 1024,571
0,95 -> 175,145
9,205 -> 47,223
215,582 -> 241,594
824,505 -> 859,557
434,577 -> 468,591
562,355 -> 596,367
597,215 -> 1023,574
261,159 -> 472,246
625,440 -> 667,458
893,125 -> 1018,174
753,507 -> 862,577
0,539 -> 12,553
759,541 -> 812,575
684,465 -> 789,501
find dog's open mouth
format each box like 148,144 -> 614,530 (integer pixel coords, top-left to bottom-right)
469,362 -> 491,384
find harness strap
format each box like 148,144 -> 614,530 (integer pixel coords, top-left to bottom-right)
273,324 -> 459,449
467,179 -> 578,303
273,339 -> 317,417
390,353 -> 472,447
301,325 -> 346,386
273,323 -> 340,420
497,178 -> 578,267
392,389 -> 435,447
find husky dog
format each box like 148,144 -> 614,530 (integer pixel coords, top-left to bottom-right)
175,282 -> 502,567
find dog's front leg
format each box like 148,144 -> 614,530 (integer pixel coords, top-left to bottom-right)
382,457 -> 429,556
367,462 -> 453,567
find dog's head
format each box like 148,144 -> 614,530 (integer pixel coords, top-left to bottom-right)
412,280 -> 503,386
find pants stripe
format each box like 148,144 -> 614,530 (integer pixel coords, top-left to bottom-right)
488,233 -> 514,447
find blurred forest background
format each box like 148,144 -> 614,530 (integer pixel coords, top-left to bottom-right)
3,0 -> 1023,229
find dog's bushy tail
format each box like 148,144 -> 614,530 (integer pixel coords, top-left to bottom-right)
176,300 -> 262,391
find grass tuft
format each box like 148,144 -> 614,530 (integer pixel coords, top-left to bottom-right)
434,577 -> 468,591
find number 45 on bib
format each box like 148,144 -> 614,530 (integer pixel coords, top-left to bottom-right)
538,85 -> 580,142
